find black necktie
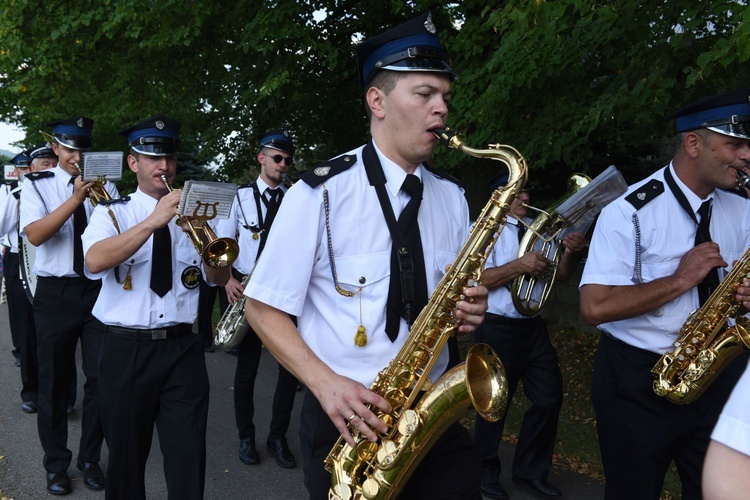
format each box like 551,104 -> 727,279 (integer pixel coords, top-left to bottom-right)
264,188 -> 283,230
70,177 -> 87,277
150,226 -> 172,297
696,200 -> 719,305
385,174 -> 428,342
516,222 -> 527,244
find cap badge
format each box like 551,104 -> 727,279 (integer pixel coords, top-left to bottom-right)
315,166 -> 331,177
156,120 -> 165,130
424,13 -> 436,34
283,130 -> 290,137
77,117 -> 84,128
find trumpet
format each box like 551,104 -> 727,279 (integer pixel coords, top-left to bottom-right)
160,175 -> 239,268
74,161 -> 112,207
510,173 -> 591,316
738,170 -> 750,190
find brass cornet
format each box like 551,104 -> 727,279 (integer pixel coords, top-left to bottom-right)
510,173 -> 591,316
74,161 -> 112,207
160,175 -> 239,268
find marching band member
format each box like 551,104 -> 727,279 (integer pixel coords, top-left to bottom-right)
20,117 -> 118,495
473,178 -> 584,499
0,151 -> 37,413
83,115 -> 229,500
216,129 -> 299,469
245,13 -> 488,499
580,88 -> 750,499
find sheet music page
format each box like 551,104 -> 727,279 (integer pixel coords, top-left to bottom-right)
82,152 -> 123,181
557,165 -> 628,236
177,181 -> 238,221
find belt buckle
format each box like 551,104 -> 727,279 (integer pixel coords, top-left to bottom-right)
151,329 -> 168,340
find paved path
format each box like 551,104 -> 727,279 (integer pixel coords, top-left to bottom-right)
0,305 -> 604,499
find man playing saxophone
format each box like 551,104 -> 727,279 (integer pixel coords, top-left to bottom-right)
580,88 -> 750,499
82,115 -> 229,500
245,13 -> 488,499
474,178 -> 585,499
215,129 -> 300,469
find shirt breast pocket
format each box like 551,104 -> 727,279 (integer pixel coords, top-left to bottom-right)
176,244 -> 202,287
334,252 -> 391,330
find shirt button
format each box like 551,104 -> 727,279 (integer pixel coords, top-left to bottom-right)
159,314 -> 164,318
359,277 -> 366,284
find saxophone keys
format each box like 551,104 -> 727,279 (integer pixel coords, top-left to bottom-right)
398,409 -> 421,436
377,439 -> 398,467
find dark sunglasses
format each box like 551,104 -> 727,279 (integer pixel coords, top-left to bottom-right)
265,153 -> 294,166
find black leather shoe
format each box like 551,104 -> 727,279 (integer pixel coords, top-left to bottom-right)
46,472 -> 71,495
267,437 -> 296,468
77,459 -> 105,490
512,476 -> 562,497
22,400 -> 38,413
480,480 -> 508,499
239,439 -> 259,465
204,345 -> 215,353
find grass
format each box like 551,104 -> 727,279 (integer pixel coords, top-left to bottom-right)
459,322 -> 682,499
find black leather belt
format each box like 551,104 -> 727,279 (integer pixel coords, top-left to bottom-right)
106,324 -> 193,340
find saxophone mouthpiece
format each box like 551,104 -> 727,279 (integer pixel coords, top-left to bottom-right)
738,170 -> 750,189
431,127 -> 455,147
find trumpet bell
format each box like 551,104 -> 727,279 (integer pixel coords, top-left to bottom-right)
203,237 -> 240,268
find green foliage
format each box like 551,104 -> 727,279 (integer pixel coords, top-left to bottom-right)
1,0 -> 748,205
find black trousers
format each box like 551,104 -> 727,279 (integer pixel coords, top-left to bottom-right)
234,326 -> 298,442
4,251 -> 38,402
300,390 -> 482,500
197,277 -> 228,348
592,332 -> 748,500
473,314 -> 562,482
3,247 -> 21,358
100,326 -> 209,500
34,276 -> 104,473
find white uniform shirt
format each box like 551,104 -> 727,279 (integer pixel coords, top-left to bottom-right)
0,185 -> 20,253
216,176 -> 287,275
82,188 -> 204,329
245,142 -> 469,387
19,165 -> 119,277
580,163 -> 750,354
712,359 -> 750,455
485,216 -> 529,319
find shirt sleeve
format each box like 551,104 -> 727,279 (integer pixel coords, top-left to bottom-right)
81,204 -> 121,280
0,192 -> 17,238
19,181 -> 47,236
245,182 -> 322,316
712,359 -> 750,456
580,201 -> 638,288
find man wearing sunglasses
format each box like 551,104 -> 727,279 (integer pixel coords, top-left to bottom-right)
217,129 -> 300,469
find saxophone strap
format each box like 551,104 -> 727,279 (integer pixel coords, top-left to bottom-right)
663,167 -> 720,305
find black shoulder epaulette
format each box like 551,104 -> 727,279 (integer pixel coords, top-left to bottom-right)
98,196 -> 131,206
238,183 -> 253,189
719,187 -> 749,199
625,179 -> 664,210
11,186 -> 21,199
300,154 -> 357,188
424,163 -> 465,190
25,171 -> 54,182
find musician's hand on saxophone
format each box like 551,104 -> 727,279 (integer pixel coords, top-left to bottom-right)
677,242 -> 727,288
453,283 -> 489,334
734,277 -> 750,311
314,373 -> 391,447
224,275 -> 245,304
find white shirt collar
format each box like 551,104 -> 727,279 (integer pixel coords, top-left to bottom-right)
668,162 -> 714,215
372,140 -> 423,197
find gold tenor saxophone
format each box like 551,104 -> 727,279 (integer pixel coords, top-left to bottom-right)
652,196 -> 750,403
325,127 -> 524,500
